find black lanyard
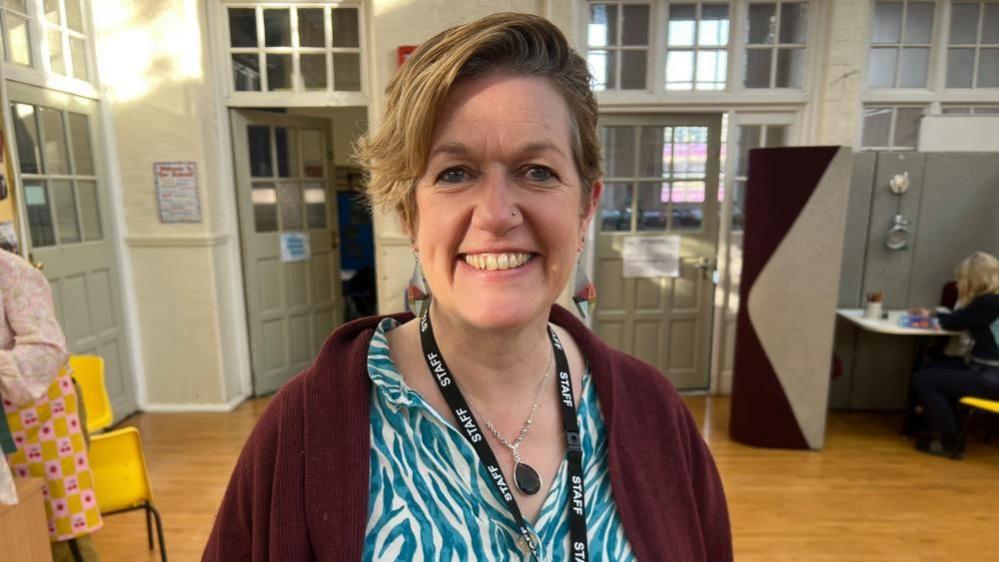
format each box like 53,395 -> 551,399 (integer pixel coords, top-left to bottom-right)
419,309 -> 589,562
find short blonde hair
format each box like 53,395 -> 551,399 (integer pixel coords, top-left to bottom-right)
956,251 -> 999,304
354,12 -> 601,230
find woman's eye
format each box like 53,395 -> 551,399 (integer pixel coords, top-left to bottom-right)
525,166 -> 556,183
437,168 -> 469,184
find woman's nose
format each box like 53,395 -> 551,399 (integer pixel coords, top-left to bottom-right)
471,171 -> 521,234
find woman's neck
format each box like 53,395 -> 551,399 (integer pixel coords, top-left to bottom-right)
423,302 -> 554,406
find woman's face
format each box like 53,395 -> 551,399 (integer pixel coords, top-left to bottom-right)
410,73 -> 601,332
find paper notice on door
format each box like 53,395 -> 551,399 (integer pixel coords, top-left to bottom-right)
623,235 -> 681,278
154,161 -> 202,223
280,232 -> 311,262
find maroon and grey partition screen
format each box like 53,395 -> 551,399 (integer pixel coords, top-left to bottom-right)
730,146 -> 852,450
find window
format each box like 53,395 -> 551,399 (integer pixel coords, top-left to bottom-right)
731,123 -> 787,230
247,125 -> 329,232
744,1 -> 808,88
600,125 -> 710,232
946,1 -> 999,88
0,0 -> 32,67
587,2 -> 652,90
10,102 -> 101,247
861,105 -> 926,150
227,4 -> 362,93
665,2 -> 730,90
940,104 -> 999,114
42,0 -> 89,80
867,1 -> 935,88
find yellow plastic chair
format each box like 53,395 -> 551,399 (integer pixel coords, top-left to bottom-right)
954,397 -> 999,459
89,427 -> 167,562
69,355 -> 113,433
70,354 -> 168,561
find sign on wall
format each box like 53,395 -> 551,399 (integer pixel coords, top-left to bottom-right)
154,161 -> 202,223
623,235 -> 681,278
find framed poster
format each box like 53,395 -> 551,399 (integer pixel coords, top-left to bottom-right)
154,161 -> 202,223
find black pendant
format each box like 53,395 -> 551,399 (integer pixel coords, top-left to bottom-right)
514,462 -> 542,495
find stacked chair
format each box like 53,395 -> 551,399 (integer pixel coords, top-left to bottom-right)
71,355 -> 167,562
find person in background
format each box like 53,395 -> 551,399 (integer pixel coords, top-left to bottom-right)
912,251 -> 999,458
0,249 -> 102,561
204,13 -> 731,561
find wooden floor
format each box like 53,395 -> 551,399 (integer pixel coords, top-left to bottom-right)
91,396 -> 999,561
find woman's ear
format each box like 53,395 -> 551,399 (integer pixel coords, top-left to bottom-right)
581,178 -> 604,233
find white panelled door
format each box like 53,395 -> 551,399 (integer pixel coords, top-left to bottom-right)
594,114 -> 722,390
8,82 -> 135,417
230,109 -> 343,395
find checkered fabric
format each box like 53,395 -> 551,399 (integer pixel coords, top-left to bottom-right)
3,370 -> 103,540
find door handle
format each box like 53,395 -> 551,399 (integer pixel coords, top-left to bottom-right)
28,252 -> 44,270
331,230 -> 340,250
693,258 -> 714,280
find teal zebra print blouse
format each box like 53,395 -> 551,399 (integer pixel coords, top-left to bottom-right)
364,318 -> 636,561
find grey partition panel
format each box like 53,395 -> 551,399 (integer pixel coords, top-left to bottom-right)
838,152 -> 876,308
833,151 -> 999,411
828,320 -> 857,409
861,153 -> 927,309
908,153 -> 999,307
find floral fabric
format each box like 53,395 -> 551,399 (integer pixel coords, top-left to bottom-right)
0,250 -> 69,406
0,250 -> 97,538
3,370 -> 103,539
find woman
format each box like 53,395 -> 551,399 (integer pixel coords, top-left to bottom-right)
0,249 -> 103,561
204,13 -> 731,561
912,251 -> 999,458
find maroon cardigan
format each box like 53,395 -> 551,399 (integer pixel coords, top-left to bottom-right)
203,306 -> 732,561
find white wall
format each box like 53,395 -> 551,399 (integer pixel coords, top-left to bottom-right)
94,0 -> 248,410
814,0 -> 868,146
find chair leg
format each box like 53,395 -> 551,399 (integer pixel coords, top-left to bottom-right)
147,502 -> 168,562
953,409 -> 975,460
145,503 -> 154,550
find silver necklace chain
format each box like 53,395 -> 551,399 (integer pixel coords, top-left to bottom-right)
474,350 -> 554,464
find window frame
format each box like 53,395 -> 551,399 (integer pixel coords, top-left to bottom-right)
663,1 -> 732,92
864,0 -> 937,90
858,103 -> 928,151
40,0 -> 90,82
0,0 -> 98,99
586,1 -> 655,92
943,0 -> 999,89
1,1 -> 35,68
729,115 -> 793,230
582,0 -> 821,106
860,1 -> 999,151
940,103 -> 999,113
743,1 -> 811,90
9,96 -> 103,248
220,0 -> 369,107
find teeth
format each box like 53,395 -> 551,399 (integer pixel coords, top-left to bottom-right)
463,252 -> 532,271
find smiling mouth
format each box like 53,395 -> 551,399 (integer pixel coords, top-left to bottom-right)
462,252 -> 535,271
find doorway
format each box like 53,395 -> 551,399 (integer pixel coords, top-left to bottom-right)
593,114 -> 723,390
230,109 -> 344,395
7,82 -> 136,416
